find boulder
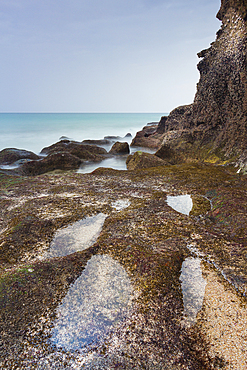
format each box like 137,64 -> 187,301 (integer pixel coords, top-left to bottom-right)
126,151 -> 166,170
130,125 -> 162,149
109,142 -> 130,155
0,148 -> 40,165
40,141 -> 107,161
18,153 -> 82,176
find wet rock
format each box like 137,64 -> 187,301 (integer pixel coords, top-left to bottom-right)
155,143 -> 182,165
190,195 -> 211,217
126,151 -> 166,170
0,148 -> 40,165
109,141 -> 130,155
40,141 -> 107,161
0,160 -> 246,368
82,139 -> 111,145
0,215 -> 54,264
130,124 -> 162,149
124,132 -> 132,138
18,153 -> 82,176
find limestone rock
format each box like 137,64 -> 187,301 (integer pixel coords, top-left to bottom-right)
109,142 -> 130,155
126,151 -> 166,170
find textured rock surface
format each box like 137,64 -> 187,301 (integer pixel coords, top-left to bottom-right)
18,153 -> 82,176
109,141 -> 130,155
126,151 -> 166,170
0,164 -> 246,368
40,140 -> 107,161
130,123 -> 162,149
134,0 -> 247,169
0,148 -> 40,165
82,139 -> 111,145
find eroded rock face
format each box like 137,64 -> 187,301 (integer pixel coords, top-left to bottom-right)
109,141 -> 130,155
160,1 -> 247,165
134,0 -> 247,168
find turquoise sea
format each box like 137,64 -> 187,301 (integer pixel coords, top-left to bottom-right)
0,113 -> 166,154
0,113 -> 167,172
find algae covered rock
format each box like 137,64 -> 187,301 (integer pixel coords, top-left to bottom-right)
40,140 -> 107,161
189,195 -> 211,217
155,144 -> 182,165
0,148 -> 40,165
109,141 -> 130,155
18,152 -> 82,176
126,151 -> 166,170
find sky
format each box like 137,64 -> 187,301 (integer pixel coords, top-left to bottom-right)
0,0 -> 221,113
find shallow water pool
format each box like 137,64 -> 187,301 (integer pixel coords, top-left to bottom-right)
50,254 -> 134,351
166,194 -> 193,215
179,257 -> 207,325
44,213 -> 107,258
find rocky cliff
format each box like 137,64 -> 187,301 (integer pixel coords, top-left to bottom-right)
139,0 -> 247,170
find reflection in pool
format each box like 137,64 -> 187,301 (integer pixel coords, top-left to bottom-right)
50,254 -> 133,351
179,257 -> 207,325
167,194 -> 193,215
44,213 -> 107,258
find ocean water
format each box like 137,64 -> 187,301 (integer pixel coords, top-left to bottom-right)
0,113 -> 165,154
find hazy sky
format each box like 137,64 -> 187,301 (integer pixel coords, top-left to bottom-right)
0,0 -> 221,113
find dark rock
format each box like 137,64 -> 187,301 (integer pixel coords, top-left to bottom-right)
59,136 -> 71,141
18,153 -> 82,176
104,135 -> 122,141
126,151 -> 166,170
0,148 -> 40,165
40,141 -> 107,161
130,125 -> 162,149
109,142 -> 130,155
155,144 -> 182,165
82,139 -> 112,145
124,133 -> 132,137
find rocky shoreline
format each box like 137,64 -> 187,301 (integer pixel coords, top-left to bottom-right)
0,161 -> 246,368
0,134 -> 132,176
1,0 -> 247,368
